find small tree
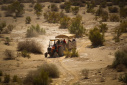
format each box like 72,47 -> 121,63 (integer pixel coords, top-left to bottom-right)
25,16 -> 31,24
89,27 -> 104,46
34,3 -> 42,19
71,6 -> 79,15
69,15 -> 85,37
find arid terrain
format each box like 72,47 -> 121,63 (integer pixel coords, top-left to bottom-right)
0,0 -> 127,85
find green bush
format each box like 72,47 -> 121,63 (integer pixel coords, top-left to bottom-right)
89,27 -> 104,46
4,74 -> 10,83
34,3 -> 43,18
21,50 -> 31,59
110,14 -> 119,22
50,4 -> 59,12
119,73 -> 127,84
18,40 -> 42,54
99,23 -> 108,33
108,6 -> 118,13
4,49 -> 15,60
71,6 -> 79,15
0,70 -> 3,76
64,1 -> 71,13
25,16 -> 31,24
26,24 -> 45,37
59,16 -> 70,29
69,15 -> 85,37
114,26 -> 122,42
13,75 -> 18,82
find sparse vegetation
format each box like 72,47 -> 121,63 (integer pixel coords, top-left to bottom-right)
34,3 -> 43,19
64,1 -> 71,13
110,14 -> 119,22
101,11 -> 108,22
64,48 -> 71,58
50,4 -> 59,12
4,74 -> 10,83
120,7 -> 127,18
98,23 -> 108,33
69,15 -> 85,37
114,26 -> 122,42
82,69 -> 89,79
18,40 -> 42,54
7,1 -> 24,17
71,6 -> 79,15
21,50 -> 31,58
4,37 -> 10,45
25,16 -> 31,24
89,27 -> 104,47
4,49 -> 15,60
24,63 -> 59,85
119,73 -> 127,84
3,24 -> 15,34
112,45 -> 127,68
71,48 -> 79,57
108,6 -> 118,13
26,24 -> 46,37
13,75 -> 18,82
59,16 -> 70,29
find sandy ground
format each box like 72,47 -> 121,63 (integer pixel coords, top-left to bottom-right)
0,2 -> 127,85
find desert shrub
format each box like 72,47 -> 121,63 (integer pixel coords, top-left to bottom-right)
71,6 -> 79,15
0,78 -> 1,82
64,48 -> 71,58
44,11 -> 60,23
69,15 -> 85,37
89,27 -> 104,46
4,49 -> 15,60
120,7 -> 127,18
100,1 -> 107,8
3,24 -> 15,34
21,50 -> 31,58
0,21 -> 6,33
96,6 -> 103,16
64,1 -> 71,13
87,2 -> 95,13
4,37 -> 10,45
71,48 -> 79,57
4,74 -> 10,83
110,14 -> 119,22
99,23 -> 108,33
101,11 -> 108,22
70,0 -> 85,7
13,75 -> 18,82
39,63 -> 59,78
107,2 -> 113,6
0,70 -> 3,76
24,63 -> 59,85
25,16 -> 31,24
50,4 -> 59,12
108,6 -> 118,13
112,49 -> 127,68
119,73 -> 127,84
114,26 -> 122,42
60,4 -> 65,9
26,24 -> 45,37
119,21 -> 127,33
7,1 -> 24,17
34,3 -> 43,19
59,16 -> 70,29
18,40 -> 42,54
1,5 -> 8,11
82,69 -> 89,79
